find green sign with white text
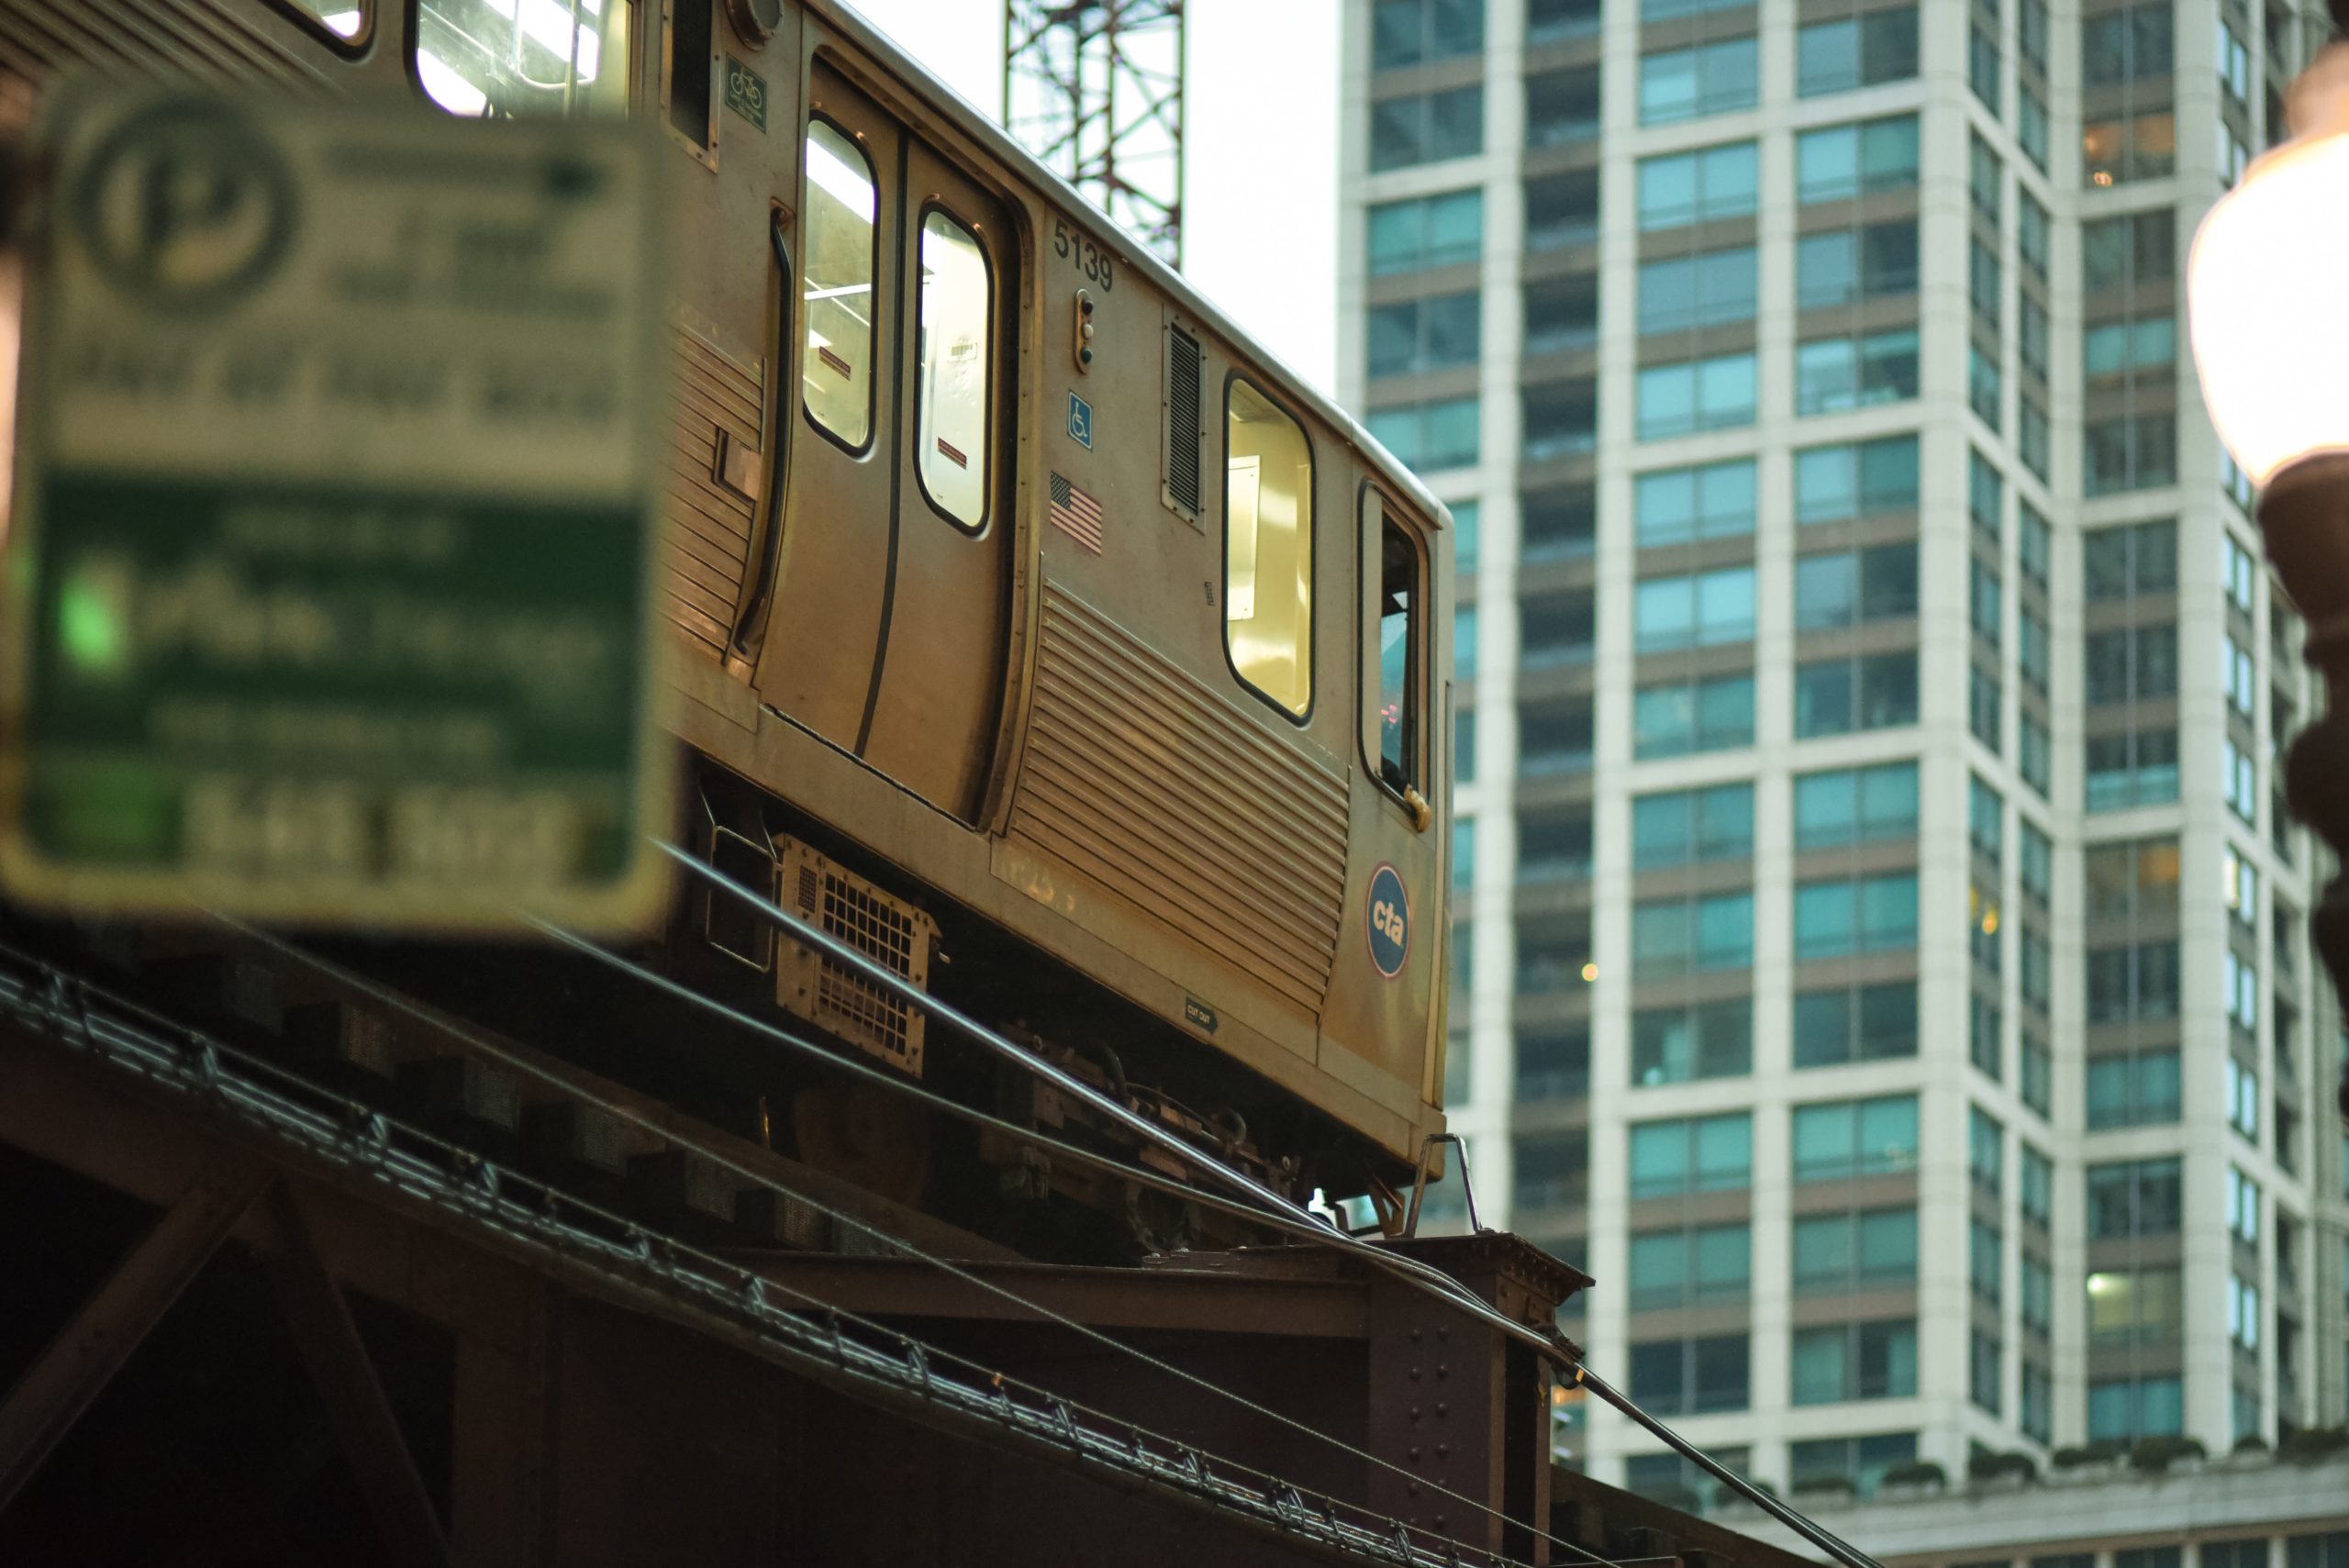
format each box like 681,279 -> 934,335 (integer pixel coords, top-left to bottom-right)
725,57 -> 768,132
1,88 -> 673,932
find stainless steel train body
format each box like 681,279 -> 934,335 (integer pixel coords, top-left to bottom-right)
0,0 -> 1457,1207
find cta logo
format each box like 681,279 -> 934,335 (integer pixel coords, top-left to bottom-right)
1366,862 -> 1410,980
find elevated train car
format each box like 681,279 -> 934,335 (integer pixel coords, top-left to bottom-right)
0,0 -> 1458,1238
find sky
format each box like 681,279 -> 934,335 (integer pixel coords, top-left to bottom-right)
847,0 -> 1341,397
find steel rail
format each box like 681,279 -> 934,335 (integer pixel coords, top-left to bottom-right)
662,843 -> 1889,1568
662,846 -> 1564,1350
522,917 -> 1442,1262
0,942 -> 1531,1568
223,914 -> 1624,1568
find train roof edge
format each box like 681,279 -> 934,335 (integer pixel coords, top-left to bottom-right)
818,0 -> 1453,535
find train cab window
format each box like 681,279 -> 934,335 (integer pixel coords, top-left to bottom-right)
915,209 -> 993,529
1366,507 -> 1423,797
270,0 -> 366,44
415,0 -> 629,117
1225,379 -> 1314,719
666,0 -> 716,150
802,120 -> 879,450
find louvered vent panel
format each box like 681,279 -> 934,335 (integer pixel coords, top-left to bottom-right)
0,0 -> 334,92
1163,327 -> 1203,516
663,325 -> 765,658
1009,584 -> 1348,1014
775,840 -> 935,1078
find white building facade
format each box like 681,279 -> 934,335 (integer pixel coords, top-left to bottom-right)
1337,0 -> 2349,1500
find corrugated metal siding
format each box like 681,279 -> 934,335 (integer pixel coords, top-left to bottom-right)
663,325 -> 764,659
0,0 -> 332,91
1010,584 -> 1348,1015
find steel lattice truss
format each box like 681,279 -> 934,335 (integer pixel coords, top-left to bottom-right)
1003,0 -> 1185,266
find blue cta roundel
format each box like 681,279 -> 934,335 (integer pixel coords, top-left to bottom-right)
1366,863 -> 1410,979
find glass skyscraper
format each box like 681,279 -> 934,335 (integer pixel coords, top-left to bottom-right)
1341,0 -> 2349,1503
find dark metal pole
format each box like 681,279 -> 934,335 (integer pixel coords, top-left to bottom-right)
263,1184 -> 453,1568
2254,456 -> 2349,1123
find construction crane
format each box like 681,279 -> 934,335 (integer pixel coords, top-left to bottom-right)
1003,0 -> 1185,266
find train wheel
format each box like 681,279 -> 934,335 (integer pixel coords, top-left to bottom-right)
791,1082 -> 930,1209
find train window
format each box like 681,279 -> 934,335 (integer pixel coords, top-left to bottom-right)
268,0 -> 366,45
1367,506 -> 1423,797
415,0 -> 629,118
802,120 -> 878,451
667,0 -> 716,150
915,209 -> 993,530
1225,378 -> 1314,719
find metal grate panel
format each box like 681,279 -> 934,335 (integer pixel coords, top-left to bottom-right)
774,840 -> 935,1076
813,874 -> 918,1065
1163,326 -> 1203,517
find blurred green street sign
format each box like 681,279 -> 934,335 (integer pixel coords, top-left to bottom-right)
0,88 -> 673,932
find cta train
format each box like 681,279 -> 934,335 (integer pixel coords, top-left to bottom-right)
0,0 -> 1458,1243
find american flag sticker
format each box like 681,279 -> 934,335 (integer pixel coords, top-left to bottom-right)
1048,472 -> 1104,554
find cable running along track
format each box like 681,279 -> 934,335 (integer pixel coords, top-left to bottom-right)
651,843 -> 1887,1568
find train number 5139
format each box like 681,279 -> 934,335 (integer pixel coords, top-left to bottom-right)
1051,217 -> 1114,291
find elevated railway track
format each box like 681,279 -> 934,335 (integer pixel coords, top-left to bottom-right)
0,910 -> 1823,1568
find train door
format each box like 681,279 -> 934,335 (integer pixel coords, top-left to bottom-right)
751,62 -> 1014,825
751,63 -> 898,751
855,142 -> 1017,819
1335,486 -> 1440,1086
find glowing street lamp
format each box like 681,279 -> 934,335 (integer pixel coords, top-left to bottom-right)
2188,37 -> 2349,1121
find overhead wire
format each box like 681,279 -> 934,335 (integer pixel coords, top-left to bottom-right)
212,838 -> 1884,1568
0,933 -> 1492,1568
660,844 -> 1887,1568
521,916 -> 1418,1254
215,911 -> 1629,1568
660,844 -> 1576,1354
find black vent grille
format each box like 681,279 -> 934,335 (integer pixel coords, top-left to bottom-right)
1164,327 -> 1204,515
